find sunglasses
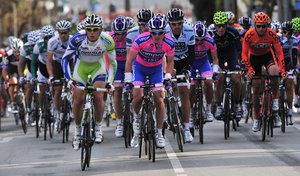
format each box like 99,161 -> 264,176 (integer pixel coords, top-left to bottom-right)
85,27 -> 102,32
283,30 -> 293,35
255,24 -> 267,29
215,24 -> 226,28
115,32 -> 126,36
150,31 -> 164,36
170,22 -> 183,26
138,22 -> 148,27
59,31 -> 69,35
195,36 -> 205,41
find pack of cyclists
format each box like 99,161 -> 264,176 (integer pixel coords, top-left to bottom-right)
1,8 -> 300,152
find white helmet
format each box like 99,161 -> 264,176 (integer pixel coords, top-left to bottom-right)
77,21 -> 86,32
56,20 -> 72,31
10,38 -> 24,52
40,25 -> 55,38
84,14 -> 103,27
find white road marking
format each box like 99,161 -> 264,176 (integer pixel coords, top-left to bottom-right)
164,136 -> 187,176
0,137 -> 14,144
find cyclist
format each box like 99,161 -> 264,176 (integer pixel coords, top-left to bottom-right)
2,38 -> 23,113
0,49 -> 8,117
109,16 -> 128,137
226,11 -> 244,36
166,8 -> 195,143
31,25 -> 55,126
278,21 -> 298,125
242,12 -> 286,132
126,9 -> 154,52
77,20 -> 86,32
190,21 -> 219,122
18,31 -> 40,124
125,15 -> 174,148
291,17 -> 300,108
212,11 -> 242,121
61,14 -> 117,151
46,20 -> 72,131
238,16 -> 252,38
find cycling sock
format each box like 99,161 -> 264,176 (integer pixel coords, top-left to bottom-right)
116,118 -> 122,125
184,123 -> 189,130
289,108 -> 293,115
157,128 -> 163,137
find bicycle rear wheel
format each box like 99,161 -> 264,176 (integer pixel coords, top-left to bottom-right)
19,103 -> 27,134
123,97 -> 133,148
279,91 -> 286,133
33,98 -> 40,138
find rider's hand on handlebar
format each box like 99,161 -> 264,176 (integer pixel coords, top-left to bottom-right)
105,83 -> 114,94
247,69 -> 255,80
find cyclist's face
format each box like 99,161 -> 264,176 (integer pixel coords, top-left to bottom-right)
293,30 -> 300,37
138,22 -> 149,33
215,23 -> 227,36
150,30 -> 165,43
169,20 -> 183,35
255,22 -> 267,36
58,30 -> 70,42
85,26 -> 102,42
115,32 -> 126,41
13,51 -> 20,57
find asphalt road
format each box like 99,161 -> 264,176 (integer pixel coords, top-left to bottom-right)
1,112 -> 300,176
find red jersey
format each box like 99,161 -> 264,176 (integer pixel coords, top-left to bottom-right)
242,27 -> 285,72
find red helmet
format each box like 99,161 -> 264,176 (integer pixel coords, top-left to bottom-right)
254,12 -> 269,23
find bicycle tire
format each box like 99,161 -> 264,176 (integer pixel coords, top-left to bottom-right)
123,95 -> 133,148
224,93 -> 230,140
146,106 -> 155,162
138,106 -> 145,158
261,93 -> 268,141
81,125 -> 88,171
198,92 -> 204,144
33,97 -> 40,138
171,99 -> 184,151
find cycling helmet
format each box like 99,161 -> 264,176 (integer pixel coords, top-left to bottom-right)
27,31 -> 40,45
281,21 -> 295,31
238,16 -> 252,26
111,16 -> 128,33
207,24 -> 216,38
193,21 -> 207,39
84,14 -> 103,27
292,17 -> 300,31
41,25 -> 55,38
213,11 -> 228,25
126,17 -> 136,29
56,20 -> 72,31
167,8 -> 184,21
270,22 -> 279,33
155,13 -> 168,23
10,38 -> 24,52
77,21 -> 86,32
226,11 -> 236,24
254,12 -> 269,23
136,9 -> 154,23
148,15 -> 167,31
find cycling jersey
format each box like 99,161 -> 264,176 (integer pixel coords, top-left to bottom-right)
2,53 -> 19,76
278,34 -> 298,70
47,35 -> 72,61
20,42 -> 34,78
213,26 -> 241,70
131,32 -> 175,67
190,34 -> 216,80
109,31 -> 127,85
61,30 -> 117,85
194,35 -> 217,60
165,23 -> 195,61
126,26 -> 141,49
31,39 -> 49,79
242,27 -> 285,72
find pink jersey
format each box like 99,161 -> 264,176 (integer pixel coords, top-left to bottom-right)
194,35 -> 217,60
109,31 -> 127,61
131,32 -> 175,67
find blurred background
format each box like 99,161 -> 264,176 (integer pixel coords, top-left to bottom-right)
0,0 -> 300,47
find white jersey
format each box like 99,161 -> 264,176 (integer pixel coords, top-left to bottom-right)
33,39 -> 48,64
126,26 -> 142,49
20,42 -> 34,60
47,34 -> 72,61
165,23 -> 195,61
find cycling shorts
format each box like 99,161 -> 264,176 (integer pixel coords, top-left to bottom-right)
249,52 -> 275,77
132,60 -> 163,90
113,60 -> 125,87
52,61 -> 64,80
219,56 -> 240,71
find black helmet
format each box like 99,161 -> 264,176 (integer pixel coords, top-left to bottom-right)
136,9 -> 154,23
167,8 -> 184,21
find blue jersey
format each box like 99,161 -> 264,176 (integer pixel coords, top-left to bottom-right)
166,23 -> 195,61
213,26 -> 241,61
278,34 -> 298,59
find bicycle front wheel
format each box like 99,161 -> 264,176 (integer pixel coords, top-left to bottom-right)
146,106 -> 155,162
171,100 -> 184,152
